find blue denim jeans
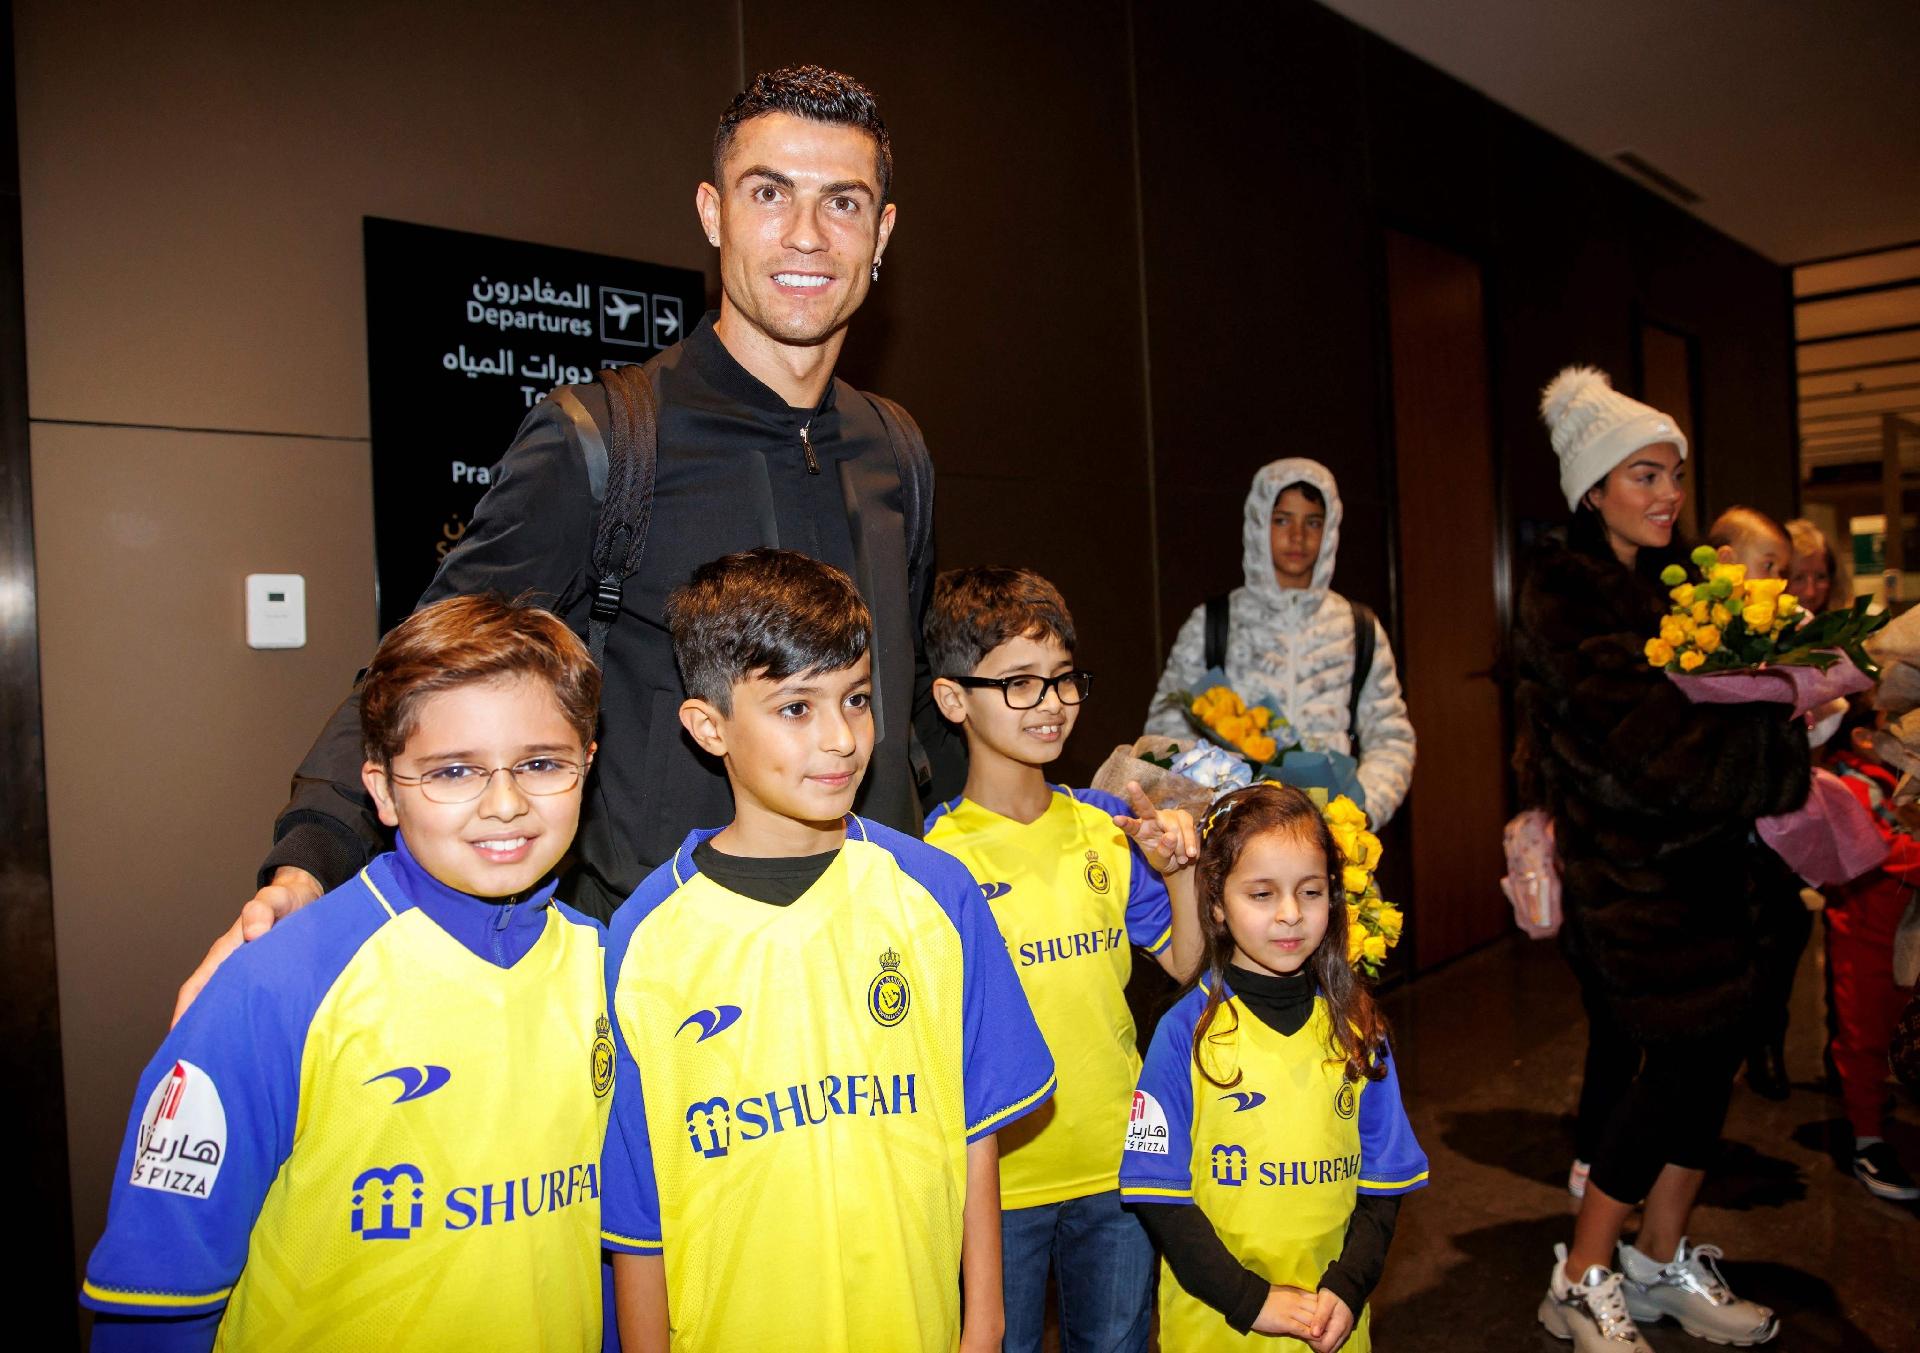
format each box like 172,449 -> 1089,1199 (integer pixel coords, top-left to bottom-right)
1001,1189 -> 1155,1353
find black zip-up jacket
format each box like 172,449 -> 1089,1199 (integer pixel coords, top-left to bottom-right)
261,312 -> 959,919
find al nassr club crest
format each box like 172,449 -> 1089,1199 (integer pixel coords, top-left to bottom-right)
868,947 -> 911,1027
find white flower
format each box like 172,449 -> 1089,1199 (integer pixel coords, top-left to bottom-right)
1169,743 -> 1254,790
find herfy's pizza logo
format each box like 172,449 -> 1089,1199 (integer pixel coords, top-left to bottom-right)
592,1016 -> 616,1098
1125,1090 -> 1170,1156
130,1060 -> 226,1199
868,946 -> 911,1027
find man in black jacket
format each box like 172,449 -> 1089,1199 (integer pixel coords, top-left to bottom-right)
177,65 -> 955,1014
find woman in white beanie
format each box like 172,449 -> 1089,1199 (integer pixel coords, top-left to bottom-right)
1514,367 -> 1803,1351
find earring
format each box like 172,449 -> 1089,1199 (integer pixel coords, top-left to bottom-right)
871,258 -> 882,283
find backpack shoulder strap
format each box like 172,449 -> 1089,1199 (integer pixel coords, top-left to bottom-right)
1347,597 -> 1377,758
586,364 -> 659,669
1204,593 -> 1231,673
863,391 -> 933,584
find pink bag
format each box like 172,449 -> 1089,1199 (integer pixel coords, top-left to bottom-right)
1501,809 -> 1561,938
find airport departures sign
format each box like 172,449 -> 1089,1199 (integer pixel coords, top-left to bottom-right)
362,217 -> 706,634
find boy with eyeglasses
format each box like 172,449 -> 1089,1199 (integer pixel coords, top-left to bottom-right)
922,566 -> 1202,1353
81,595 -> 614,1351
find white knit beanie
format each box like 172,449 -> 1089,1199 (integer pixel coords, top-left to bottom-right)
1540,366 -> 1688,511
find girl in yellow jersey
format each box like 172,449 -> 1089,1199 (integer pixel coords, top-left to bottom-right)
1119,783 -> 1428,1350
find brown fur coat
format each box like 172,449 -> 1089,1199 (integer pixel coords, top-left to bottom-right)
1514,538 -> 1810,1042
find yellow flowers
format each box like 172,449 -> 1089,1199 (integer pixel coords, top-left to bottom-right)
1646,554 -> 1803,673
1324,793 -> 1399,979
1190,686 -> 1280,764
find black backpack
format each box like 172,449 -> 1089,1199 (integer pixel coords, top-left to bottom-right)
578,363 -> 933,669
1203,592 -> 1377,757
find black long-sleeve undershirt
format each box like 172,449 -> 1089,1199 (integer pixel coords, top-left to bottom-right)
1133,964 -> 1402,1334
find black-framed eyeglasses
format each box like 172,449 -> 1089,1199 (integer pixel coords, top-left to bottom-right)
952,670 -> 1093,709
385,757 -> 588,805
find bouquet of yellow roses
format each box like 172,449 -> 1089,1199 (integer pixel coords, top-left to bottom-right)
1648,545 -> 1890,888
1186,683 -> 1291,765
1325,794 -> 1403,980
1646,544 -> 1883,678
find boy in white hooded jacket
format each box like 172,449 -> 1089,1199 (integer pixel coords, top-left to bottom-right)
1145,457 -> 1416,825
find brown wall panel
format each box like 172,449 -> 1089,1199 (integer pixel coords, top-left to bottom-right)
33,423 -> 376,1284
17,1 -> 734,436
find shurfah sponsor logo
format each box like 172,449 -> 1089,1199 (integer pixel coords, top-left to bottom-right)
349,1161 -> 600,1241
684,1073 -> 920,1161
1247,1151 -> 1364,1187
130,1061 -> 226,1199
1018,926 -> 1125,968
1125,1090 -> 1170,1156
1211,1143 -> 1248,1187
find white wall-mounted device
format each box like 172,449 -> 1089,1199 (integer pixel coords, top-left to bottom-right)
245,573 -> 307,650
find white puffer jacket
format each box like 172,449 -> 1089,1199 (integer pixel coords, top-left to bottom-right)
1145,458 -> 1417,824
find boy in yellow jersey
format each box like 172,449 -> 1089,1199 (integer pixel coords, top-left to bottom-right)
600,549 -> 1055,1352
80,595 -> 614,1351
922,566 -> 1203,1353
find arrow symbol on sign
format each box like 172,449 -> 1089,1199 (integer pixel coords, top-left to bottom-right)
657,309 -> 679,337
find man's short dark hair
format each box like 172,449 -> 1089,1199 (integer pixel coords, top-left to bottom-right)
667,549 -> 871,712
1277,480 -> 1326,512
926,567 -> 1077,680
714,65 -> 893,202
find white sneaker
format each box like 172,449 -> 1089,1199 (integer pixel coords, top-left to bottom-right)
1539,1243 -> 1653,1350
1569,1158 -> 1591,1199
1619,1237 -> 1779,1345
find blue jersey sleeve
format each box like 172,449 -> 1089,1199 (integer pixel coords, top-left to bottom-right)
1356,1042 -> 1429,1195
1119,989 -> 1203,1204
599,872 -> 673,1256
1072,788 -> 1173,953
81,887 -> 381,1327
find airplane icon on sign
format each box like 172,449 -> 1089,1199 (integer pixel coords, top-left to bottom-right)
604,293 -> 644,331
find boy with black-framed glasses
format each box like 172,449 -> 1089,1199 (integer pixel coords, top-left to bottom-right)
81,594 -> 615,1351
923,565 -> 1203,1353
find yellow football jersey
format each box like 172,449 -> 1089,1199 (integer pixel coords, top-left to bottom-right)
1119,982 -> 1429,1351
925,786 -> 1172,1208
601,817 -> 1056,1351
82,843 -> 612,1351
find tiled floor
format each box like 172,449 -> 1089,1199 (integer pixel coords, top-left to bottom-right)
1370,934 -> 1919,1351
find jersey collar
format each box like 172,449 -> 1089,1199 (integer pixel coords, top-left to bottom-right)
389,831 -> 559,917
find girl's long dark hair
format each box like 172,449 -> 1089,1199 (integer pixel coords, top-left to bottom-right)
1183,783 -> 1390,1087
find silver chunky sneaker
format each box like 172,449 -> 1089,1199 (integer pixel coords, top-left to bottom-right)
1618,1237 -> 1779,1345
1539,1243 -> 1654,1350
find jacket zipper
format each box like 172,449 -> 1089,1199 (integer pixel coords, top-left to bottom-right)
800,421 -> 819,475
493,893 -> 517,965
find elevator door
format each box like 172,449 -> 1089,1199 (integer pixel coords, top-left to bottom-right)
1384,229 -> 1509,969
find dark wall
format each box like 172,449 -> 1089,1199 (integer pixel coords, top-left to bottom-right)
1134,1 -> 1793,677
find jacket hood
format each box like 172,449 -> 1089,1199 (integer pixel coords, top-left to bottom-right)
1240,457 -> 1342,625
